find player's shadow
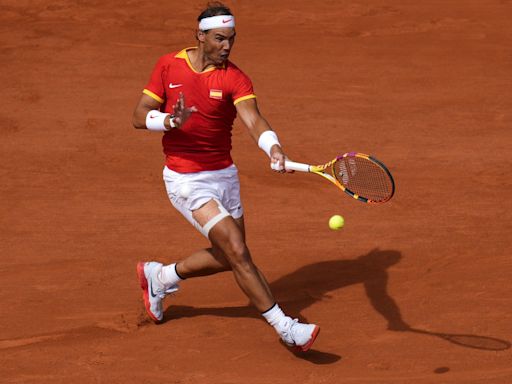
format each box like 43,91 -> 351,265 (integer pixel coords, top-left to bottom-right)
166,248 -> 510,359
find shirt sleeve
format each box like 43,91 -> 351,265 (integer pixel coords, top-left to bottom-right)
143,56 -> 168,104
231,70 -> 257,105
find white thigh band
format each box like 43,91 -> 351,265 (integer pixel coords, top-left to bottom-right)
199,15 -> 235,30
201,199 -> 231,237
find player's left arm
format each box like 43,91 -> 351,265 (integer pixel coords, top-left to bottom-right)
236,98 -> 290,172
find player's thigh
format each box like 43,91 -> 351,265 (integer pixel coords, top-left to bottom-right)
164,165 -> 244,238
192,204 -> 247,263
234,215 -> 245,241
206,215 -> 245,269
192,199 -> 246,237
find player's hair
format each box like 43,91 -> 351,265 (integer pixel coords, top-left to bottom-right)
196,2 -> 233,38
197,2 -> 233,23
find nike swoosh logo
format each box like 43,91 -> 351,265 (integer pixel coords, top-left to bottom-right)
222,18 -> 232,23
150,280 -> 157,298
169,83 -> 183,89
149,115 -> 159,119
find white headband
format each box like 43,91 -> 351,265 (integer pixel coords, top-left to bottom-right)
199,15 -> 235,30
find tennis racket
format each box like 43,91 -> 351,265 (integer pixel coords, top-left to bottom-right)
282,152 -> 395,204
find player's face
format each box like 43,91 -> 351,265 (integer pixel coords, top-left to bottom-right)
200,28 -> 236,65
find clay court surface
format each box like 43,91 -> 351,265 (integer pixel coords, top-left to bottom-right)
1,0 -> 511,382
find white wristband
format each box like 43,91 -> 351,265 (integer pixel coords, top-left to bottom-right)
258,130 -> 281,157
146,110 -> 170,131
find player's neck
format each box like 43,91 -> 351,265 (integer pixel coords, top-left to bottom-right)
188,48 -> 217,72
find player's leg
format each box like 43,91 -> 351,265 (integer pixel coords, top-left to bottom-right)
136,201 -> 267,320
171,246 -> 230,278
136,203 -> 240,323
191,199 -> 274,311
137,165 -> 319,349
172,215 -> 275,304
173,214 -> 247,279
191,199 -> 319,351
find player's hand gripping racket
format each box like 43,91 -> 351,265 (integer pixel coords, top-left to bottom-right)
281,152 -> 395,204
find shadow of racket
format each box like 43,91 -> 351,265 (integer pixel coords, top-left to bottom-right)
408,328 -> 511,351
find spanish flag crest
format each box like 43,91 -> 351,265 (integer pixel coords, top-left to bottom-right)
209,89 -> 223,100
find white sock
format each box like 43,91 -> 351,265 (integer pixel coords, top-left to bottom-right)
160,263 -> 184,287
262,303 -> 287,333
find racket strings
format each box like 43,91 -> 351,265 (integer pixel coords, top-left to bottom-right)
334,157 -> 393,202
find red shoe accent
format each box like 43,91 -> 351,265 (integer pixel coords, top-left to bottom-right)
295,325 -> 320,352
136,262 -> 160,323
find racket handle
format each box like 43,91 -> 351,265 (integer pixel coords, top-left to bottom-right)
284,160 -> 311,173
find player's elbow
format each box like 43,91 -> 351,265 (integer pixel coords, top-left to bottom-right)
132,112 -> 146,129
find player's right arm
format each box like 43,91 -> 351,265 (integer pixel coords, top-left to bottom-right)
133,54 -> 196,131
132,92 -> 196,130
132,94 -> 168,129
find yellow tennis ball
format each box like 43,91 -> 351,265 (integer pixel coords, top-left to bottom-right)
329,215 -> 345,230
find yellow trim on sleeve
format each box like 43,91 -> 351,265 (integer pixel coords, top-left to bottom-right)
143,89 -> 164,104
233,94 -> 257,105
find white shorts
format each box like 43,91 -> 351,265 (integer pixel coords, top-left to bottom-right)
163,164 -> 244,237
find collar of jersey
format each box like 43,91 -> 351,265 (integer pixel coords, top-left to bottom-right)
175,47 -> 226,73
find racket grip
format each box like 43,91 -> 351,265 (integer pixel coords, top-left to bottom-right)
284,161 -> 311,172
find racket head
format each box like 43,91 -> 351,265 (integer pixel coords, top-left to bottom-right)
330,152 -> 395,204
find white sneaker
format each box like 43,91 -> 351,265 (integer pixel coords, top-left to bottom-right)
278,317 -> 320,352
136,261 -> 179,323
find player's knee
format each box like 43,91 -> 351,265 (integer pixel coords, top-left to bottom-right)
224,239 -> 247,262
221,237 -> 250,268
230,256 -> 255,276
209,247 -> 232,271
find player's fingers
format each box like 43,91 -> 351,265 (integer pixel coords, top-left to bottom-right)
270,160 -> 284,172
275,154 -> 286,169
179,92 -> 185,110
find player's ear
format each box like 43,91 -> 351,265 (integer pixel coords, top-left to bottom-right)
197,30 -> 206,42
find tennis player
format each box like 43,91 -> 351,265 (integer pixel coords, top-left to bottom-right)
132,2 -> 319,352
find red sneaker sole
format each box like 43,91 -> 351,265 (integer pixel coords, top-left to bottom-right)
295,325 -> 320,352
136,262 -> 160,323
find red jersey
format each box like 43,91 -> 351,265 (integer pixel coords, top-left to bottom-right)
143,47 -> 256,173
